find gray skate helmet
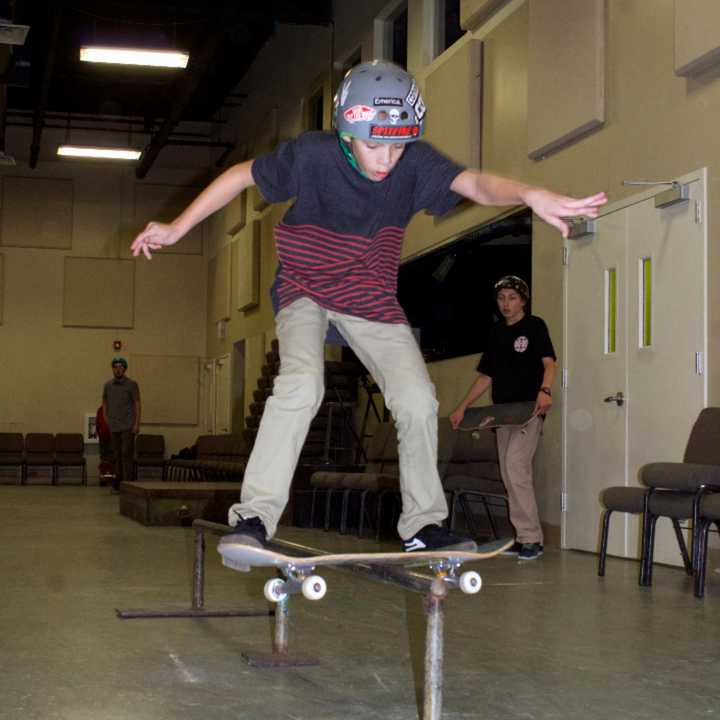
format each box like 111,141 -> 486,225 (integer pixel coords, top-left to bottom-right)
494,275 -> 530,301
333,60 -> 426,144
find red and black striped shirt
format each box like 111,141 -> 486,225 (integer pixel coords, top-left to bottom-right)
251,132 -> 464,325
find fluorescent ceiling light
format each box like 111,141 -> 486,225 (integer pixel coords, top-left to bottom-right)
80,46 -> 189,69
57,145 -> 142,161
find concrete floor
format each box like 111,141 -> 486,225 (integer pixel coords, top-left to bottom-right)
1,486 -> 719,720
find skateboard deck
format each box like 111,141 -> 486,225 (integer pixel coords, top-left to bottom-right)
218,536 -> 514,601
459,401 -> 536,433
219,536 -> 513,571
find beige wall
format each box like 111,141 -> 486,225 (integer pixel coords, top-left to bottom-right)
23,0 -> 712,523
0,125 -> 210,479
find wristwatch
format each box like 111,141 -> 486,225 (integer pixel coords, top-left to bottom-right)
540,387 -> 552,397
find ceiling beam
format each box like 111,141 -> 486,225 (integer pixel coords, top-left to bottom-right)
29,4 -> 62,168
134,24 -> 225,178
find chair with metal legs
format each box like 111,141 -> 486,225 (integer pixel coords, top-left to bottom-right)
637,408 -> 720,586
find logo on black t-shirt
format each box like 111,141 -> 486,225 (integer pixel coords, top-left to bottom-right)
514,336 -> 529,353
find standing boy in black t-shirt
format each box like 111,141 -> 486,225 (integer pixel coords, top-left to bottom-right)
132,62 -> 602,557
450,276 -> 556,560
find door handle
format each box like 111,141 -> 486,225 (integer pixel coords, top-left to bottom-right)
603,392 -> 624,407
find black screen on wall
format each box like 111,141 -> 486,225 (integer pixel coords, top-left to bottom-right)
397,209 -> 532,362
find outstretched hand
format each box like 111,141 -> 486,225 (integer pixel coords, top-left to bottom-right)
524,189 -> 607,238
131,221 -> 182,260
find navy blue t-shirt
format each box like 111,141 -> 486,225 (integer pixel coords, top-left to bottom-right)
251,131 -> 464,324
477,315 -> 556,403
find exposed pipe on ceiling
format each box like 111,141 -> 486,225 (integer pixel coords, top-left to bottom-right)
29,4 -> 62,168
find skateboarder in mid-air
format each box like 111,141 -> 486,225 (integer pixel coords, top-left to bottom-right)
449,276 -> 556,560
131,61 -> 605,554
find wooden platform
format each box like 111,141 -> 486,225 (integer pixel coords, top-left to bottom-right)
119,481 -> 241,526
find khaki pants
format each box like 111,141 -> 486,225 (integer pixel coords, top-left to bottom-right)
496,416 -> 543,544
231,298 -> 448,539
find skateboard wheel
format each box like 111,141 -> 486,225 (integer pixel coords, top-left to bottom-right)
459,570 -> 482,594
301,575 -> 327,601
264,578 -> 288,603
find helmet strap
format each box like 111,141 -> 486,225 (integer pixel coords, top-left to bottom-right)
337,133 -> 369,179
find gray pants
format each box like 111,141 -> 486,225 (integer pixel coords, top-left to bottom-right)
111,431 -> 135,489
496,416 -> 543,544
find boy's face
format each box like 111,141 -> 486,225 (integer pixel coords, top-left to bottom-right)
496,289 -> 526,324
349,139 -> 406,182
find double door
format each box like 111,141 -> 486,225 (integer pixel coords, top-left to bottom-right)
563,170 -> 707,564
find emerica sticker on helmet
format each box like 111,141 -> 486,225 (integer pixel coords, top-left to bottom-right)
374,97 -> 403,106
344,105 -> 376,123
370,125 -> 420,138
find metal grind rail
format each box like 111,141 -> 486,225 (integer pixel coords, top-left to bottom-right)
117,518 -> 471,720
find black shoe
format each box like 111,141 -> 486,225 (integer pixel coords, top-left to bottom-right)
518,542 -> 544,561
218,516 -> 268,572
403,524 -> 478,553
221,515 -> 268,549
501,541 -> 523,556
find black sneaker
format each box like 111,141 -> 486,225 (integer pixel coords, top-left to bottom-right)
403,524 -> 478,553
501,541 -> 523,556
218,516 -> 268,572
518,542 -> 544,561
222,515 -> 268,548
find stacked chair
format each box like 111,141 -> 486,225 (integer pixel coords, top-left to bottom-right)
308,420 -> 400,538
24,433 -> 56,484
54,433 -> 87,485
599,408 -> 720,598
133,434 -> 166,481
0,433 -> 24,484
439,420 -> 509,540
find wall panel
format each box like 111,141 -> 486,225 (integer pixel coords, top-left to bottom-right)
63,257 -> 135,328
235,220 -> 261,312
460,0 -> 513,31
1,177 -> 73,249
132,354 -> 199,425
527,0 -> 605,159
424,39 -> 483,168
675,0 -> 720,76
209,243 -> 232,322
133,183 -> 203,255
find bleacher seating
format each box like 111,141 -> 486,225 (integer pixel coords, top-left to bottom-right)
302,417 -> 511,541
165,434 -> 248,482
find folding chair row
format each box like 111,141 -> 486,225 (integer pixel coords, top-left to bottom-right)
0,432 -> 86,485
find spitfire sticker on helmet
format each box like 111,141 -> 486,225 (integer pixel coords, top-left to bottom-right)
374,97 -> 403,106
343,105 -> 376,123
406,81 -> 419,107
369,124 -> 420,138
